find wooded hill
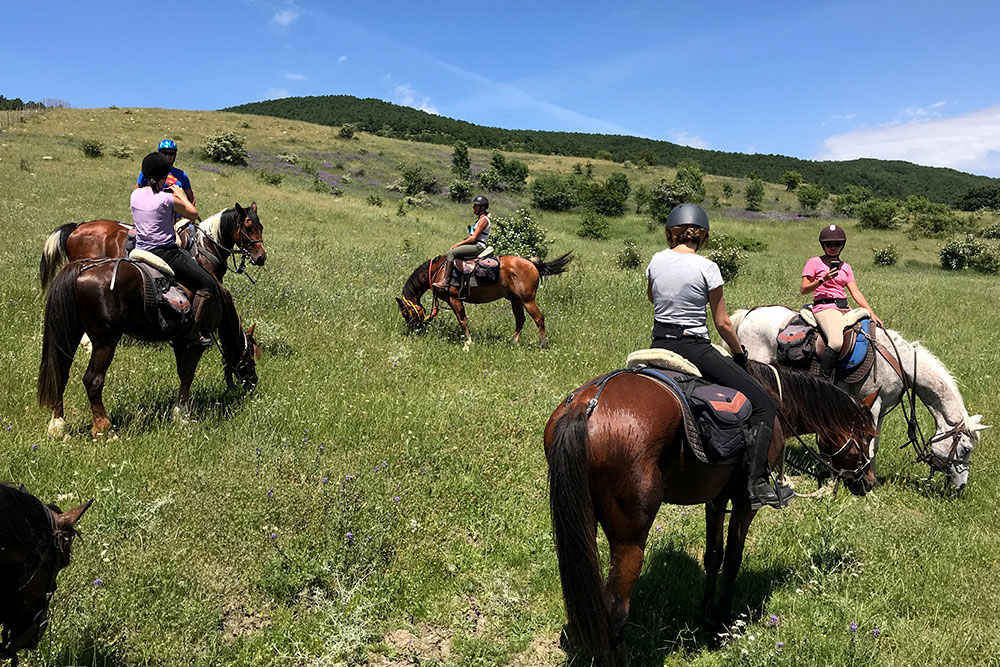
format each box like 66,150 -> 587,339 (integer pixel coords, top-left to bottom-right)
222,94 -> 997,204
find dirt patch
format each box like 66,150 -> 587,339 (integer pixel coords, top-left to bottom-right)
507,633 -> 564,667
221,599 -> 272,641
370,623 -> 453,666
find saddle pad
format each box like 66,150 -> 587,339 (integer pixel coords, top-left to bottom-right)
626,348 -> 701,377
129,249 -> 174,276
799,306 -> 869,328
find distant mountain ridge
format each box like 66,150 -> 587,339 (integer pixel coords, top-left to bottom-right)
222,95 -> 997,204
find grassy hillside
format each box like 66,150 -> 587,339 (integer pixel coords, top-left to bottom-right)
221,95 -> 1000,204
1,107 -> 998,666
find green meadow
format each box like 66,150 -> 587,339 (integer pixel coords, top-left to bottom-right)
1,107 -> 999,666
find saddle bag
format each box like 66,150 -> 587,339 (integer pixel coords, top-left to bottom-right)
776,322 -> 817,367
687,383 -> 754,460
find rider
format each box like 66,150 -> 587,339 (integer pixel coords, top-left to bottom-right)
801,224 -> 883,380
647,203 -> 792,509
135,139 -> 195,218
432,195 -> 491,291
132,152 -> 219,345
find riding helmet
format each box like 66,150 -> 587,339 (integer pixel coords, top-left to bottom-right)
472,195 -> 489,210
819,224 -> 847,244
158,138 -> 177,152
141,151 -> 173,182
665,203 -> 710,231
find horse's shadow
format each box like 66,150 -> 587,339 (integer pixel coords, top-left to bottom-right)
106,385 -> 254,434
52,626 -> 127,667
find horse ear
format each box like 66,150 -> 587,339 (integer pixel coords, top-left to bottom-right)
250,202 -> 258,214
968,415 -> 992,432
234,203 -> 245,216
861,391 -> 878,408
55,498 -> 94,530
248,323 -> 256,337
395,297 -> 405,311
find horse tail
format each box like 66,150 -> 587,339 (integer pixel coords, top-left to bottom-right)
531,252 -> 573,278
547,404 -> 611,659
39,223 -> 78,291
729,308 -> 750,331
38,263 -> 83,410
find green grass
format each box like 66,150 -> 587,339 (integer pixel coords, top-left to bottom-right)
1,108 -> 998,666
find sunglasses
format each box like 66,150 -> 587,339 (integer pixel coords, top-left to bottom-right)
823,242 -> 844,248
159,150 -> 177,156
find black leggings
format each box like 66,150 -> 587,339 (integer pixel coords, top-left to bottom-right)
148,246 -> 220,299
652,336 -> 777,429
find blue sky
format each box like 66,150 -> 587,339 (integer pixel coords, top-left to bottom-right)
5,0 -> 1000,176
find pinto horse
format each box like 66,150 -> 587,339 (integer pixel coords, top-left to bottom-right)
396,253 -> 572,350
38,260 -> 261,439
545,361 -> 877,665
38,202 -> 266,291
1,483 -> 92,667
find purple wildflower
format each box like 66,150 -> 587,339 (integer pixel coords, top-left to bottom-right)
255,447 -> 261,454
31,443 -> 39,451
345,532 -> 354,545
777,641 -> 783,649
93,578 -> 104,588
321,476 -> 328,484
393,496 -> 401,503
317,445 -> 324,453
873,627 -> 881,638
850,622 -> 858,633
769,614 -> 779,626
269,533 -> 277,540
267,487 -> 274,498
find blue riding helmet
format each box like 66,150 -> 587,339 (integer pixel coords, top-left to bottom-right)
158,139 -> 177,151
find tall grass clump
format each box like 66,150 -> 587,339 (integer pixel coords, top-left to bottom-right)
576,211 -> 609,240
201,131 -> 249,166
616,238 -> 641,269
108,142 -> 133,159
873,245 -> 899,266
490,208 -> 551,257
81,139 -> 103,158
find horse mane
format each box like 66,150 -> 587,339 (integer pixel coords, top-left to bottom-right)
747,361 -> 874,444
884,328 -> 963,402
403,260 -> 432,299
0,483 -> 49,553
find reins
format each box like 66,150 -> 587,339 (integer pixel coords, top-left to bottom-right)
196,215 -> 262,285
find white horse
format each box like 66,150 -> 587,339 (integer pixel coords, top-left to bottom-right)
731,305 -> 989,490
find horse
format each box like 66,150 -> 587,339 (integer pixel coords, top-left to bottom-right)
732,305 -> 990,490
1,483 -> 92,667
545,360 -> 877,665
38,259 -> 261,439
38,202 -> 266,291
396,253 -> 573,351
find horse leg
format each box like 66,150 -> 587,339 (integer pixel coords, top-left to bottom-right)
523,299 -> 547,347
510,298 -> 526,343
714,506 -> 758,624
82,338 -> 120,438
701,499 -> 728,620
172,343 -> 207,422
447,297 -> 472,351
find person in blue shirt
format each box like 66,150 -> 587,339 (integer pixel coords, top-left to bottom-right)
134,139 -> 194,211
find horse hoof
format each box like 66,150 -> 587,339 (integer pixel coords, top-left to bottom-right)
80,335 -> 93,355
462,341 -> 471,352
172,406 -> 191,424
47,417 -> 66,439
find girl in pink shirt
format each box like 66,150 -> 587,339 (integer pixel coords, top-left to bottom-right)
800,224 -> 883,380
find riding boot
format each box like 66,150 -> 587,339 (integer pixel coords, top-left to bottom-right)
431,260 -> 452,291
819,346 -> 839,381
747,423 -> 793,510
188,289 -> 214,347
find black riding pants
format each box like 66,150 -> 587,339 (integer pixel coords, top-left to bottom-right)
651,335 -> 777,430
147,246 -> 220,299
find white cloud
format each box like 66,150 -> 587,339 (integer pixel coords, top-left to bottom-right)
271,9 -> 298,26
393,84 -> 437,115
898,100 -> 949,122
669,130 -> 710,150
264,88 -> 290,99
285,72 -> 306,81
817,105 -> 1000,176
337,55 -> 347,65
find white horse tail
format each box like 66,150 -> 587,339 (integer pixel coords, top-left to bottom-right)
39,222 -> 78,291
730,308 -> 750,332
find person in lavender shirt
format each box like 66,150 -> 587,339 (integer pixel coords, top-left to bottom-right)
801,224 -> 883,380
131,152 -> 219,345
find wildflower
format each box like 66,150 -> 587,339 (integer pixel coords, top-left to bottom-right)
777,641 -> 784,649
345,532 -> 354,545
850,621 -> 858,633
769,614 -> 779,626
393,496 -> 401,503
269,533 -> 277,540
93,578 -> 104,588
267,488 -> 274,498
31,444 -> 39,451
321,476 -> 328,484
345,475 -> 355,481
255,447 -> 261,454
317,445 -> 324,453
873,627 -> 881,638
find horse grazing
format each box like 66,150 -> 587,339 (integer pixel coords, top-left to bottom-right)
396,253 -> 572,350
38,260 -> 261,439
733,305 -> 990,490
1,483 -> 92,667
38,203 -> 266,291
545,361 -> 877,665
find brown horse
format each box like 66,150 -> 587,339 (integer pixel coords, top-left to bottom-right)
38,260 -> 260,439
396,253 -> 572,350
1,483 -> 92,667
544,361 -> 877,665
38,203 -> 266,291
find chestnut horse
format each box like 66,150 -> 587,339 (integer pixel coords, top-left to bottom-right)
38,260 -> 261,439
545,361 -> 877,665
38,203 -> 266,291
1,483 -> 92,667
396,253 -> 572,350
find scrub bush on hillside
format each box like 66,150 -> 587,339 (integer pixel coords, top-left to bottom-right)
202,131 -> 249,166
491,208 -> 551,258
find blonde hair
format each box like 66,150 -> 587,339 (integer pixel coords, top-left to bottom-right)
667,225 -> 708,249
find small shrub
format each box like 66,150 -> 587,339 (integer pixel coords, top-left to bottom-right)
857,198 -> 904,230
745,178 -> 765,212
833,185 -> 874,217
109,143 -> 133,159
404,193 -> 432,208
277,152 -> 299,165
503,159 -> 530,192
796,184 -> 828,213
398,163 -> 439,196
595,149 -> 614,161
873,245 -> 899,266
705,233 -> 766,253
301,160 -> 318,176
448,178 -> 473,203
940,235 -> 989,271
396,201 -> 406,217
81,139 -> 103,158
649,178 -> 701,222
531,173 -> 578,211
782,170 -> 803,191
577,211 -> 610,240
616,238 -> 641,269
721,183 -> 734,200
201,131 -> 248,166
311,174 -> 340,195
352,167 -> 365,177
478,168 -> 504,191
239,120 -> 252,129
585,172 -> 631,217
19,157 -> 31,172
338,123 -> 359,140
906,195 -> 967,238
491,208 -> 551,258
257,170 -> 283,186
451,141 -> 471,179
978,222 -> 1000,239
674,159 -> 706,204
367,194 -> 383,207
706,246 -> 745,282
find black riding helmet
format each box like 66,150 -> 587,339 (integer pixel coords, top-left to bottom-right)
472,195 -> 489,210
665,203 -> 710,231
141,151 -> 172,183
819,224 -> 847,244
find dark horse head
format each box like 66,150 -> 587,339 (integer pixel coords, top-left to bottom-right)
223,322 -> 262,391
0,484 -> 92,664
395,259 -> 434,330
222,202 -> 266,266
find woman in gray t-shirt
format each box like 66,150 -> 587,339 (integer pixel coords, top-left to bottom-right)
646,204 -> 791,510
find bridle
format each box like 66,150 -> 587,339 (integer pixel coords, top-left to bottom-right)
197,213 -> 265,285
1,506 -> 62,665
217,329 -> 256,390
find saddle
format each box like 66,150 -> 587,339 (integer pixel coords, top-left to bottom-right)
116,253 -> 192,334
775,307 -> 875,383
624,348 -> 754,465
448,249 -> 500,299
